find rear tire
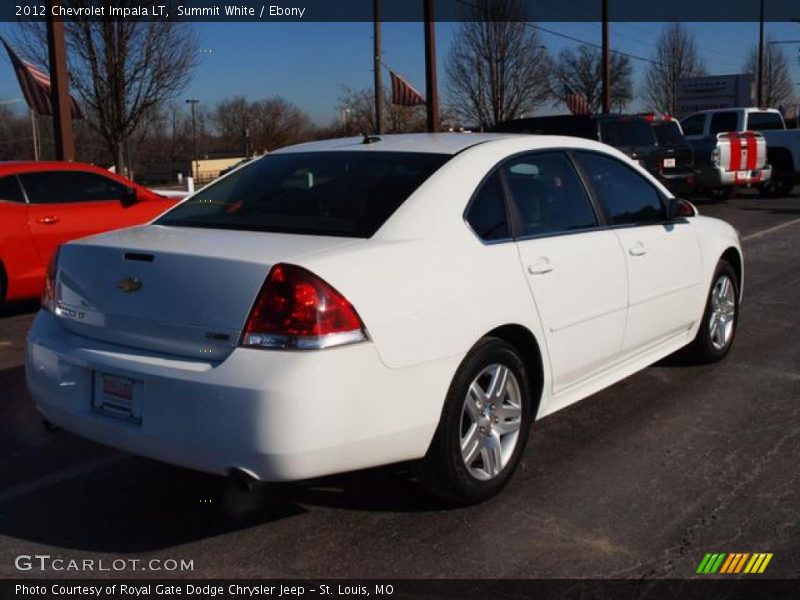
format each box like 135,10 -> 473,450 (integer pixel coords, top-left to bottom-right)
703,187 -> 734,202
685,260 -> 739,364
418,337 -> 533,505
759,152 -> 796,198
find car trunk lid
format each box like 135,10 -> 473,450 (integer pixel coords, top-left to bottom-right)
53,225 -> 356,360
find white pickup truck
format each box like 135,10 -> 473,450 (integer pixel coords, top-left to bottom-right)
681,108 -> 800,197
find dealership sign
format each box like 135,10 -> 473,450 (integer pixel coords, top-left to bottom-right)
675,74 -> 756,117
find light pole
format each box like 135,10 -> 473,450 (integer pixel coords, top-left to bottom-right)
185,98 -> 199,180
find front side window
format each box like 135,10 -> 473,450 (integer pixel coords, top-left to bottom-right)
0,175 -> 25,203
465,172 -> 510,241
575,152 -> 666,226
502,152 -> 597,237
158,151 -> 450,238
18,171 -> 128,204
709,112 -> 739,135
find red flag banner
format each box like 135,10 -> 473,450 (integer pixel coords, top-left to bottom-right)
1,37 -> 84,119
563,83 -> 591,115
390,70 -> 425,107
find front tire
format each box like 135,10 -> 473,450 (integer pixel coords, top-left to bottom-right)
686,260 -> 739,364
419,337 -> 533,505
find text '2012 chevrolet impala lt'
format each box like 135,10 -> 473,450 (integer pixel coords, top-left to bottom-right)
26,133 -> 742,504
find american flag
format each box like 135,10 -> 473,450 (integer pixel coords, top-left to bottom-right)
563,83 -> 591,115
390,70 -> 425,107
1,37 -> 83,119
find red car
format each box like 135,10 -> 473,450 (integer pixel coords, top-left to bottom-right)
0,161 -> 179,303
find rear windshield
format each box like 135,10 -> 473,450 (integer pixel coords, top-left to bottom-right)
747,111 -> 785,131
652,121 -> 686,145
157,151 -> 450,238
599,120 -> 656,147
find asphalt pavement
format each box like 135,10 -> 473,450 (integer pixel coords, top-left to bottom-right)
1,191 -> 798,579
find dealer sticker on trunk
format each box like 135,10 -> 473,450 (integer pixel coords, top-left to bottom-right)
92,372 -> 143,423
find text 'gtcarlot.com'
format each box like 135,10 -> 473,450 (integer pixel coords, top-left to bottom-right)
14,554 -> 194,572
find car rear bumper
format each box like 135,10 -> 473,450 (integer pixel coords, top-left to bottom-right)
26,310 -> 456,481
658,170 -> 695,195
695,165 -> 772,188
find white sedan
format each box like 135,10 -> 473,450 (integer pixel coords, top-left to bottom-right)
26,133 -> 742,504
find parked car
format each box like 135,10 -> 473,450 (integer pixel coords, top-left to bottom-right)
0,161 -> 178,304
680,109 -> 773,200
492,114 -> 695,195
682,107 -> 799,197
642,114 -> 696,195
26,134 -> 742,504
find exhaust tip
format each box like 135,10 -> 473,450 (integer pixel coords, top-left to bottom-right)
42,419 -> 61,433
228,468 -> 259,493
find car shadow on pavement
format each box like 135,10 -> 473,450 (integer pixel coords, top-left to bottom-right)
0,300 -> 39,319
0,449 -> 444,553
0,456 -> 309,553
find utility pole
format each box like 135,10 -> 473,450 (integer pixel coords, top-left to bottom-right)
186,99 -> 199,180
423,0 -> 440,132
46,0 -> 75,161
757,0 -> 765,106
601,0 -> 610,114
373,0 -> 383,134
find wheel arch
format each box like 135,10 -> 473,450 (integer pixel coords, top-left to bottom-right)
484,324 -> 545,420
720,246 -> 743,299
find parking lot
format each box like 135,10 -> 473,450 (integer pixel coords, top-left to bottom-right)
1,191 -> 798,580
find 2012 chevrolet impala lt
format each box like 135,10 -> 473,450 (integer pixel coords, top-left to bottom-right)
26,134 -> 742,503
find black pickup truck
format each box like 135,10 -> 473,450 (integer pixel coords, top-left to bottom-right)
492,114 -> 695,195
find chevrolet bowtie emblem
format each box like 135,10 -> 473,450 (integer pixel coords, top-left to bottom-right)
117,277 -> 143,293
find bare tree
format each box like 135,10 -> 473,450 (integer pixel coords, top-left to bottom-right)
446,0 -> 551,128
744,40 -> 794,109
211,96 -> 314,153
642,23 -> 706,114
17,2 -> 199,173
553,45 -> 632,113
335,87 -> 426,136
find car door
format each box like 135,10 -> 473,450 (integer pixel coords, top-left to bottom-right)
574,151 -> 703,354
502,151 -> 628,394
19,170 -> 130,267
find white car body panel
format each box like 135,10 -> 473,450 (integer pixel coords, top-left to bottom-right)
26,133 -> 743,482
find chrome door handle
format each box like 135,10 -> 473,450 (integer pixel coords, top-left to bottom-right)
36,216 -> 59,225
527,258 -> 554,275
628,242 -> 648,256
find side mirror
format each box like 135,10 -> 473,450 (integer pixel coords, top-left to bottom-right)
120,187 -> 138,207
668,197 -> 697,220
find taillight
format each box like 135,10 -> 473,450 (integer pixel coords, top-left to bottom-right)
241,263 -> 368,350
711,147 -> 721,168
41,247 -> 60,312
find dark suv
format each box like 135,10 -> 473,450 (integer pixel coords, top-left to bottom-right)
492,114 -> 694,195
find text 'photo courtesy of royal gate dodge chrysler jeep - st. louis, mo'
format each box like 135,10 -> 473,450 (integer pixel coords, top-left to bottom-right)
25,133 -> 742,505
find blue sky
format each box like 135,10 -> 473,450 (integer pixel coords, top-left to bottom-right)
2,21 -> 799,123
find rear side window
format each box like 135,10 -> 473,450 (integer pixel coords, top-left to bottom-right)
599,120 -> 656,147
158,151 -> 450,238
681,114 -> 705,137
709,112 -> 739,134
0,175 -> 25,203
575,152 -> 665,225
502,152 -> 597,237
18,171 -> 127,204
466,172 -> 510,241
747,112 -> 785,131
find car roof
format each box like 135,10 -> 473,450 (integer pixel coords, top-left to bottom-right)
0,160 -> 111,175
273,133 -> 520,155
